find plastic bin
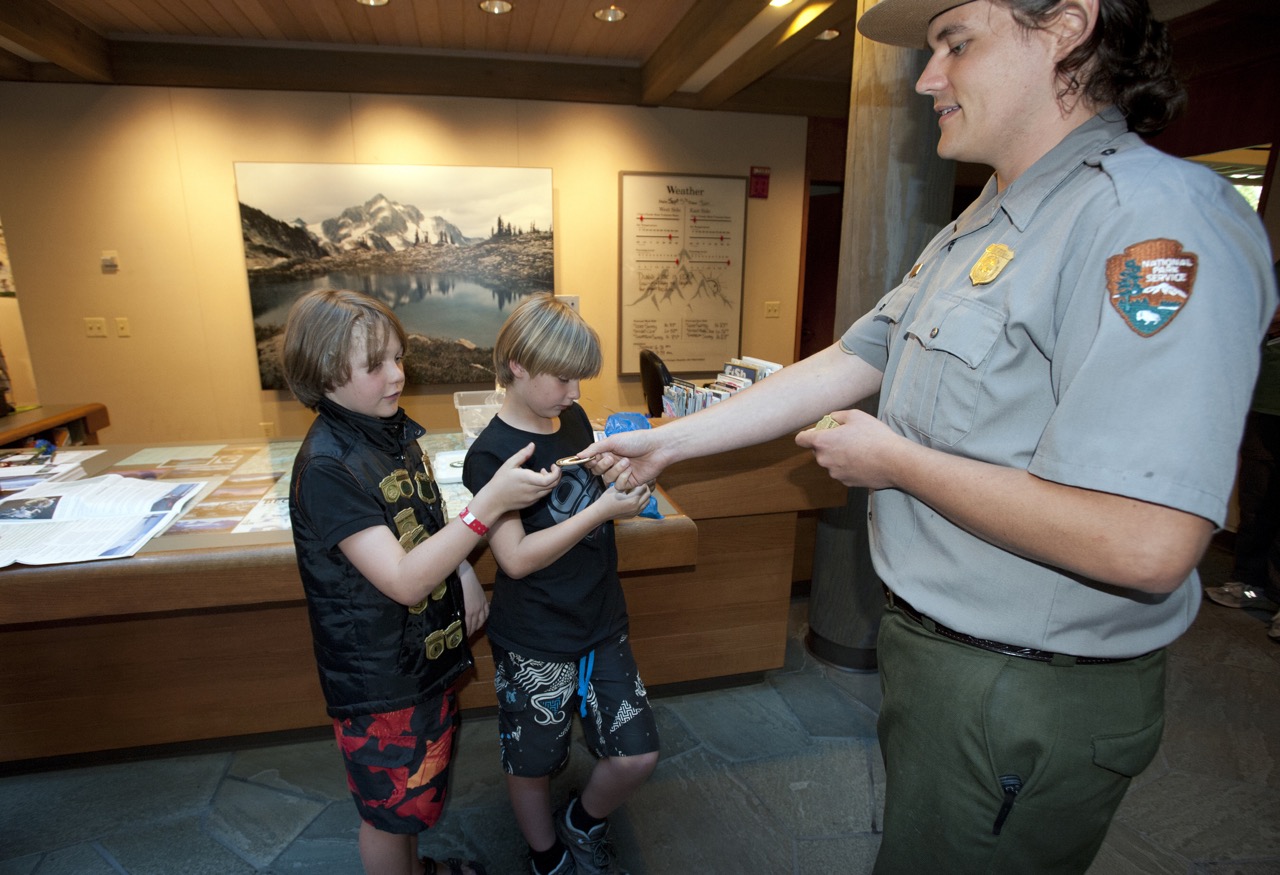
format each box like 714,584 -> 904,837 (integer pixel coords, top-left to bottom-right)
453,390 -> 504,446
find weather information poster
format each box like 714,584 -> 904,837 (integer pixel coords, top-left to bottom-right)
618,173 -> 747,374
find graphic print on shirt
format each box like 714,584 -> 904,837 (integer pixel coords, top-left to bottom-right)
1106,238 -> 1198,337
545,463 -> 606,541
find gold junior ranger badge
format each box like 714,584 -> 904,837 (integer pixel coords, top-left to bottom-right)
1105,238 -> 1197,337
970,244 -> 1015,285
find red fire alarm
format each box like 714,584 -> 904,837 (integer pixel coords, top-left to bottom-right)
749,166 -> 770,199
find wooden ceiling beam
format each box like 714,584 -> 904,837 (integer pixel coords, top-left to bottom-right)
0,36 -> 850,117
0,45 -> 33,80
0,0 -> 112,83
640,0 -> 768,106
105,41 -> 643,105
664,75 -> 851,119
694,0 -> 858,109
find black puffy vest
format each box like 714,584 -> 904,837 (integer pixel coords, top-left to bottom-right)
290,399 -> 472,717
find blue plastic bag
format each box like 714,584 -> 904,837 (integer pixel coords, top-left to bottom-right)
604,413 -> 662,519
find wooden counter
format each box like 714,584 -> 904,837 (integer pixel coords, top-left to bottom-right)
0,402 -> 110,447
0,431 -> 843,763
0,440 -> 694,762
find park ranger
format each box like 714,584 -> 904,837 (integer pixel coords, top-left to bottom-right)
584,0 -> 1278,871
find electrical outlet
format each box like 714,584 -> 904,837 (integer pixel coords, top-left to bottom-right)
559,295 -> 580,312
260,421 -> 277,438
114,317 -> 131,337
764,301 -> 781,319
84,317 -> 108,338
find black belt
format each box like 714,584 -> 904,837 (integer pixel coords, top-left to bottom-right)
883,587 -> 1145,667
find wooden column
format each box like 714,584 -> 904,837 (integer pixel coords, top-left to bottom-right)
807,0 -> 957,669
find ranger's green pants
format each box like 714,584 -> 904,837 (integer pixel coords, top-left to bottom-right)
873,605 -> 1166,874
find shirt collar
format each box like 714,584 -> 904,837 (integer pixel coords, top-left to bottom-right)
317,396 -> 422,454
954,109 -> 1131,236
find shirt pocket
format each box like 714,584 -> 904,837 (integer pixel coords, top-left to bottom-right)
872,281 -> 917,327
885,293 -> 1005,447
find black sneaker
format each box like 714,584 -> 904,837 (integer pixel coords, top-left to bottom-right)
531,848 -> 576,875
553,798 -> 628,875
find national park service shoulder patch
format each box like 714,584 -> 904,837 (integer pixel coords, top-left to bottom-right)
1105,238 -> 1197,337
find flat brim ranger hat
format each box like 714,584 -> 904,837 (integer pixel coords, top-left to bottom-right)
857,0 -> 1223,49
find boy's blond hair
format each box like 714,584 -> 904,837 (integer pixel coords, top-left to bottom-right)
282,289 -> 408,409
494,294 -> 601,387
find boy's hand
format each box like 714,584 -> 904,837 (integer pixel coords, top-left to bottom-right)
593,480 -> 652,522
458,561 -> 489,636
478,443 -> 559,517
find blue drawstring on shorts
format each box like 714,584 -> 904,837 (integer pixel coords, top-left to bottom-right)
577,650 -> 595,718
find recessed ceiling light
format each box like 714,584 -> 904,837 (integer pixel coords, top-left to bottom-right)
594,5 -> 626,22
479,0 -> 512,13
815,28 -> 840,40
769,0 -> 794,6
356,0 -> 389,6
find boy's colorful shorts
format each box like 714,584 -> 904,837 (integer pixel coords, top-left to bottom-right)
492,634 -> 660,777
332,695 -> 458,834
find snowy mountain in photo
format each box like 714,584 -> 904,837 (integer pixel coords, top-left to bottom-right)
239,193 -> 481,269
310,193 -> 479,253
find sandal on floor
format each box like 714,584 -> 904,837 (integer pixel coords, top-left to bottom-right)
422,857 -> 487,875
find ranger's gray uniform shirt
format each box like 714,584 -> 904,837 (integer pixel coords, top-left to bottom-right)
841,110 -> 1278,658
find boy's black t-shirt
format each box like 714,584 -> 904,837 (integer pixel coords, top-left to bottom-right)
462,402 -> 627,662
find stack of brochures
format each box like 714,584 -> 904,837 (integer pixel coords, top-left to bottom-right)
662,356 -> 783,417
0,473 -> 205,566
0,456 -> 86,495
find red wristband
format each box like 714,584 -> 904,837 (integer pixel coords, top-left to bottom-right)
459,506 -> 489,536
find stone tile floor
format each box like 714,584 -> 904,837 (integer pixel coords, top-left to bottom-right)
1,543 -> 1278,874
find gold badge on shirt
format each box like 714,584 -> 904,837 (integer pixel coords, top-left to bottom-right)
970,244 -> 1015,285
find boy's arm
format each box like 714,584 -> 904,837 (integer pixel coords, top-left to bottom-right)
340,442 -> 557,606
486,482 -> 651,580
338,519 -> 486,607
457,559 -> 489,635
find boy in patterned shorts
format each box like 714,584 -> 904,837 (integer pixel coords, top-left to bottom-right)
463,295 -> 659,875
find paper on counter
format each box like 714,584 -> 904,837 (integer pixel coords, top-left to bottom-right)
0,474 -> 205,566
431,450 -> 467,484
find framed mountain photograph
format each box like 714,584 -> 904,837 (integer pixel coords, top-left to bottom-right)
235,162 -> 554,388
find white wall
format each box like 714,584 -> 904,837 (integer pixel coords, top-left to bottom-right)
0,84 -> 807,444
